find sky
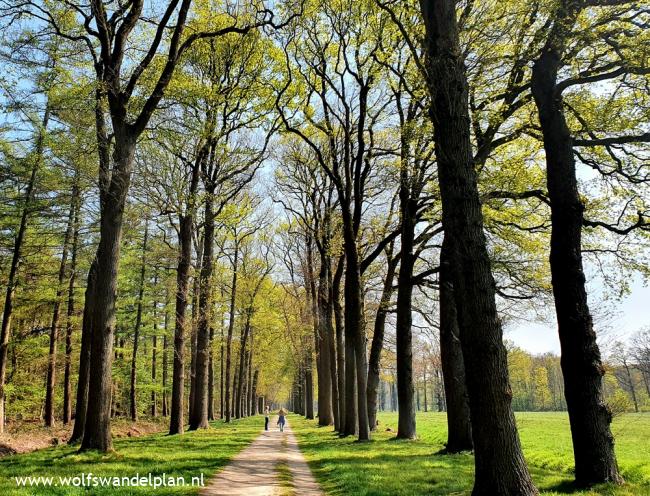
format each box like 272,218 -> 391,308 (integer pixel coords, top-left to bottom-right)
507,275 -> 650,355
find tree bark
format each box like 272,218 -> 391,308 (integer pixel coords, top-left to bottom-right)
341,207 -> 369,440
224,241 -> 239,423
151,281 -> 158,417
367,253 -> 397,431
208,326 -> 215,421
419,1 -> 537,493
81,133 -> 137,452
251,369 -> 259,415
333,256 -> 345,432
530,3 -> 622,484
190,194 -> 215,430
45,173 -> 77,427
130,222 -> 149,422
439,236 -> 473,452
236,313 -> 252,419
162,315 -> 169,418
316,253 -> 334,425
63,182 -> 81,425
69,260 -> 97,444
169,214 -> 192,434
395,199 -> 416,440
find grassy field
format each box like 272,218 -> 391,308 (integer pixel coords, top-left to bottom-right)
0,416 -> 263,495
290,412 -> 650,496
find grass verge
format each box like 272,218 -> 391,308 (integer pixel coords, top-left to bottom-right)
0,416 -> 263,495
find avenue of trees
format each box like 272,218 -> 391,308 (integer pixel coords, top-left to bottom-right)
0,0 -> 648,495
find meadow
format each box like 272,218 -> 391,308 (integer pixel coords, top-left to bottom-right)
291,412 -> 650,496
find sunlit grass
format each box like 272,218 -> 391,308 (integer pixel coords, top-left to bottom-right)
290,411 -> 650,496
0,416 -> 262,495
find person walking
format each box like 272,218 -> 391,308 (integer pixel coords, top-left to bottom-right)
264,406 -> 270,431
277,408 -> 286,432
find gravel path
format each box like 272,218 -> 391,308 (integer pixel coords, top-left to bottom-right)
201,417 -> 323,496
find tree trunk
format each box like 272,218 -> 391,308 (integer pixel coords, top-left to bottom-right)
169,214 -> 192,434
395,204 -> 416,440
316,255 -> 333,425
81,134 -> 137,452
220,325 -> 224,419
162,331 -> 169,417
341,209 -> 369,440
531,12 -> 622,485
224,242 -> 239,423
419,2 -> 537,493
247,340 -> 253,416
63,183 -> 81,425
333,257 -> 345,432
69,260 -> 97,444
208,326 -> 215,421
439,236 -> 473,452
45,175 -> 76,427
367,254 -> 397,431
251,369 -> 259,415
343,329 -> 357,436
151,282 -> 158,417
190,194 -> 215,430
0,106 -> 49,433
236,314 -> 252,419
130,222 -> 149,422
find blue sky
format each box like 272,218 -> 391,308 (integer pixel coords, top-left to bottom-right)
508,275 -> 649,355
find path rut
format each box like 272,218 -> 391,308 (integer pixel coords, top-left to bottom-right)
201,417 -> 322,496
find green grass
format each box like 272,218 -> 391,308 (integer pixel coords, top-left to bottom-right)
0,416 -> 263,495
290,412 -> 650,496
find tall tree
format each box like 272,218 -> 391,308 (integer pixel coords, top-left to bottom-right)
418,1 -> 537,493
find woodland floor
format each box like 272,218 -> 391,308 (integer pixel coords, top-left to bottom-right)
0,417 -> 169,456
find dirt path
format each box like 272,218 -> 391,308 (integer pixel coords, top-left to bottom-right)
201,417 -> 323,496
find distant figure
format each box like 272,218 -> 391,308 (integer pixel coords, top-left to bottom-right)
264,406 -> 270,431
277,408 -> 286,432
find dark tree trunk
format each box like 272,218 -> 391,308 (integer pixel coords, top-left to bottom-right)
190,194 -> 215,430
188,250 -> 201,422
151,281 -> 158,417
316,254 -> 333,425
247,341 -> 253,417
439,236 -> 473,452
45,175 -> 77,427
208,326 -> 215,421
0,106 -> 49,433
333,257 -> 345,432
395,203 -> 416,440
63,184 -> 81,425
367,253 -> 397,431
220,325 -> 224,419
162,331 -> 169,417
82,134 -> 137,452
531,21 -> 622,482
169,148 -> 201,434
343,330 -> 357,436
69,260 -> 97,444
419,2 -> 537,493
130,222 -> 149,422
341,209 -> 369,440
236,314 -> 252,419
251,369 -> 259,415
235,314 -> 253,418
224,242 -> 239,423
169,214 -> 192,434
